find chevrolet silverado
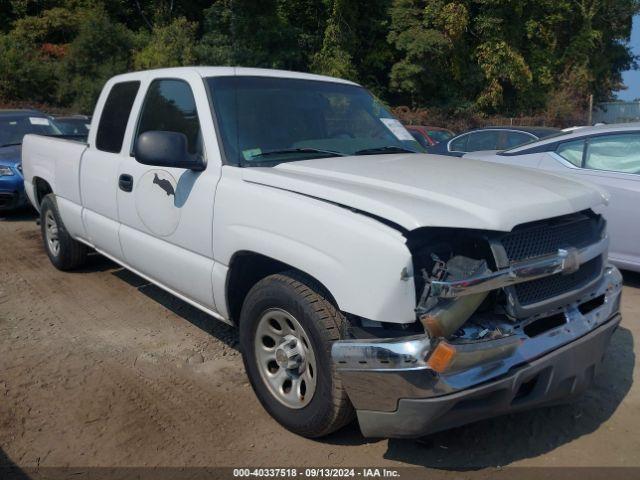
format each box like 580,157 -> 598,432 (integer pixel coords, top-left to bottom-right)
22,67 -> 622,438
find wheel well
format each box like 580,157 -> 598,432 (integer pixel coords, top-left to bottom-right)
33,177 -> 52,206
225,252 -> 337,324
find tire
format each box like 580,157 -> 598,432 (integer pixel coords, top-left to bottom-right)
239,271 -> 355,437
40,194 -> 87,270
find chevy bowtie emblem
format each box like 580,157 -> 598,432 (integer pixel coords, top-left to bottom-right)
559,247 -> 580,274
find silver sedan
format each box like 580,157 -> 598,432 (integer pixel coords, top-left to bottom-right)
464,123 -> 640,272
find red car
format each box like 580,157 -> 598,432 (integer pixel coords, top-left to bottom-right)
405,125 -> 455,148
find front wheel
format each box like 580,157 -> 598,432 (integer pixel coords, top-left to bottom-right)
40,194 -> 87,270
239,272 -> 354,437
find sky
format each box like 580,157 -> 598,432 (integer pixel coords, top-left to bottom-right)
616,15 -> 640,101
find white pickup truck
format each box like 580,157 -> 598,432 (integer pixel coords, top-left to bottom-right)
22,67 -> 622,439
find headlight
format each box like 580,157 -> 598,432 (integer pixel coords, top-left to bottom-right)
0,166 -> 14,176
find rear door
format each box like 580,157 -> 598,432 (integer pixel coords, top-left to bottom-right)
116,71 -> 224,312
80,79 -> 140,258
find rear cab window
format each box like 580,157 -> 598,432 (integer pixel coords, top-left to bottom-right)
96,81 -> 140,153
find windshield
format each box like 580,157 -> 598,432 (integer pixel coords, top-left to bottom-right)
426,129 -> 454,143
206,76 -> 423,165
53,118 -> 90,136
0,115 -> 62,147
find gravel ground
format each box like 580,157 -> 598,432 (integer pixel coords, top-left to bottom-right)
1,208 -> 639,474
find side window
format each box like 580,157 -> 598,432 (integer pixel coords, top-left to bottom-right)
96,81 -> 140,153
467,131 -> 500,151
556,140 -> 585,167
136,79 -> 202,156
501,132 -> 533,149
584,134 -> 640,174
449,134 -> 469,152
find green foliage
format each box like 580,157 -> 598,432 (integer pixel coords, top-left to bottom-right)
134,17 -> 198,69
0,0 -> 637,117
0,31 -> 58,103
388,0 -> 639,115
311,0 -> 358,80
57,7 -> 134,112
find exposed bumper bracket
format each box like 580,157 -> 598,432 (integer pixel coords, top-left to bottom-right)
429,236 -> 608,298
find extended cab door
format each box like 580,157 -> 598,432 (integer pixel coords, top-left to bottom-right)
116,72 -> 223,312
80,80 -> 141,258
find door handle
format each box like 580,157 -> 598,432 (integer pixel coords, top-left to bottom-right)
119,174 -> 133,192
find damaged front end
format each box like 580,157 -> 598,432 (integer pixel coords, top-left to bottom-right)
332,211 -> 622,438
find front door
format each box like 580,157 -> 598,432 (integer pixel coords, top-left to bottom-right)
116,74 -> 223,311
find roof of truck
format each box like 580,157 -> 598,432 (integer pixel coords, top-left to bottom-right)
108,66 -> 359,86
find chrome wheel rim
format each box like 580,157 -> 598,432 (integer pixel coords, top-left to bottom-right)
44,210 -> 60,257
254,308 -> 317,409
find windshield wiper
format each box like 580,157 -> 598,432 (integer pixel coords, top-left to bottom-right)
354,146 -> 417,155
244,148 -> 347,166
0,142 -> 22,148
250,147 -> 346,160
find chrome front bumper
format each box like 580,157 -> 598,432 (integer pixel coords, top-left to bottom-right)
332,265 -> 622,436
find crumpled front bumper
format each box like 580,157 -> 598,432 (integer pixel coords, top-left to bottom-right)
332,265 -> 623,438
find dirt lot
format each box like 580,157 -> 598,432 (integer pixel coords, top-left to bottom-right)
1,209 -> 639,474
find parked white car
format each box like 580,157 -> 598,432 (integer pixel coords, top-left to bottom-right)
464,123 -> 640,272
21,67 -> 622,438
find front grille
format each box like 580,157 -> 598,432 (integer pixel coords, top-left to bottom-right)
502,212 -> 601,262
514,256 -> 602,305
500,212 -> 604,310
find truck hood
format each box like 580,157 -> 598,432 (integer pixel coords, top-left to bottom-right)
241,153 -> 607,232
0,144 -> 22,167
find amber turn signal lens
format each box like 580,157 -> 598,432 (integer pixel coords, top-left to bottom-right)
427,341 -> 456,373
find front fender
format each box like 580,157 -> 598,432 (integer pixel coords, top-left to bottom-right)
214,168 -> 417,323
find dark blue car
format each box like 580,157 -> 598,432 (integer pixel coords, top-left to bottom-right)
0,110 -> 62,211
426,126 -> 561,157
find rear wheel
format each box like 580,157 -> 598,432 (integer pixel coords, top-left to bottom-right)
239,272 -> 354,437
40,194 -> 87,270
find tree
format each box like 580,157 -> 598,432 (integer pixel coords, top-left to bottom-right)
134,17 -> 198,69
0,0 -> 637,118
197,0 -> 312,70
57,7 -> 134,112
388,0 -> 639,114
0,6 -> 79,103
311,0 -> 358,80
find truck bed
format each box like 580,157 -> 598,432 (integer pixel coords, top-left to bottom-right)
22,134 -> 88,211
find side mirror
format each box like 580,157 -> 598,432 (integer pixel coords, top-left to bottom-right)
134,131 -> 205,171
